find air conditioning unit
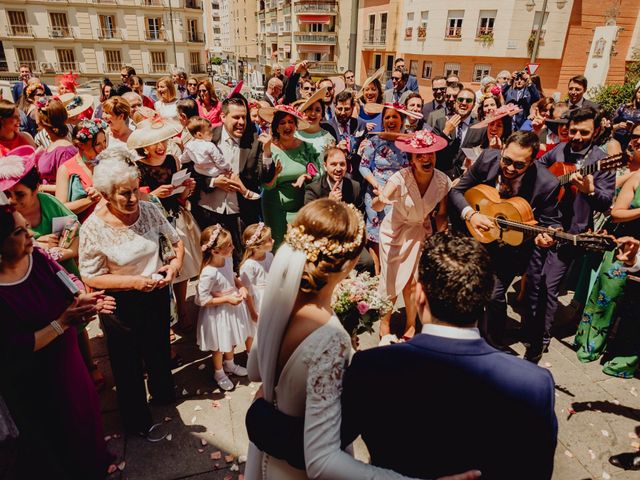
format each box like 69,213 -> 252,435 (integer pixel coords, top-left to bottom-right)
40,62 -> 55,73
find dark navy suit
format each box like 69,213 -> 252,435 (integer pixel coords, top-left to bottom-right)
449,150 -> 561,344
341,332 -> 558,479
526,142 -> 615,349
323,116 -> 367,183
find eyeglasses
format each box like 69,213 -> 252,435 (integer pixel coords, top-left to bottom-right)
188,83 -> 197,86
433,87 -> 446,92
445,93 -> 458,98
501,156 -> 528,170
198,89 -> 208,94
302,86 -> 316,91
391,77 -> 402,82
456,97 -> 474,104
345,76 -> 354,80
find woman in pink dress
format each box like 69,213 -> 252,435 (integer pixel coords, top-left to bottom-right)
372,130 -> 451,342
196,79 -> 222,126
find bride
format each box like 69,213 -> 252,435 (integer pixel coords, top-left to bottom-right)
245,199 -> 478,480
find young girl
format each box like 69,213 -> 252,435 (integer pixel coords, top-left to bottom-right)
197,224 -> 255,391
180,116 -> 260,200
239,222 -> 274,352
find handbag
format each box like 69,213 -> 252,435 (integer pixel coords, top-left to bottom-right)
158,233 -> 177,265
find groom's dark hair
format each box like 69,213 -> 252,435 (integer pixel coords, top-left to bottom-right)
418,232 -> 494,326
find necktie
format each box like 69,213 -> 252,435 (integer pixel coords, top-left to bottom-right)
457,123 -> 465,143
498,178 -> 514,198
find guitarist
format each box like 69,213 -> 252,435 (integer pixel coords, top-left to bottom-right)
449,131 -> 562,351
527,107 -> 616,362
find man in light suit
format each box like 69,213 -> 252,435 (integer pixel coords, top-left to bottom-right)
384,57 -> 419,93
246,232 -> 557,480
383,70 -> 412,104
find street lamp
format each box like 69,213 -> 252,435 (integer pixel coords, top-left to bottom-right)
527,0 -> 549,63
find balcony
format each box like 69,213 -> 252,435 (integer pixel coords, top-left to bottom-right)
417,26 -> 426,40
48,26 -> 75,39
58,62 -> 80,72
105,62 -> 123,73
6,25 -> 34,38
145,30 -> 166,40
445,26 -> 462,39
188,31 -> 205,43
190,64 -> 205,74
138,0 -> 166,6
294,1 -> 337,14
96,27 -> 125,40
362,29 -> 386,47
185,0 -> 202,8
308,61 -> 337,73
293,31 -> 337,44
151,63 -> 168,73
405,27 -> 413,40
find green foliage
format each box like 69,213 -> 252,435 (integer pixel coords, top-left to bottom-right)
210,57 -> 223,66
588,50 -> 640,116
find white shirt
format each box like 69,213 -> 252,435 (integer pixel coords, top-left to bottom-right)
154,100 -> 179,120
421,323 -> 481,340
180,138 -> 233,177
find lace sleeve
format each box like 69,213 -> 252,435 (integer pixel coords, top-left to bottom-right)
78,217 -> 108,279
302,326 -> 417,480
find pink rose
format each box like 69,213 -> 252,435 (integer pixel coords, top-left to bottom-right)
357,301 -> 369,315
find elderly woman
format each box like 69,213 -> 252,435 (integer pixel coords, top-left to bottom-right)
0,100 -> 36,151
103,96 -> 133,149
55,119 -> 108,222
372,131 -> 450,341
0,166 -> 114,477
196,79 -> 222,125
154,76 -> 179,120
79,148 -> 184,439
295,87 -> 336,159
258,104 -> 322,248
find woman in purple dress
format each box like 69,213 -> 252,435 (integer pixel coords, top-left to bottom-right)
0,192 -> 115,478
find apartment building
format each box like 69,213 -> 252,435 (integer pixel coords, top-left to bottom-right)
220,0 -> 258,80
204,0 -> 223,59
256,0 -> 354,80
0,0 -> 207,84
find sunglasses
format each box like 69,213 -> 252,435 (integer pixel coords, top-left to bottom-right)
302,86 -> 316,91
433,87 -> 446,92
198,89 -> 208,93
188,83 -> 197,86
456,97 -> 474,104
501,156 -> 528,170
325,86 -> 334,91
345,76 -> 354,80
121,74 -> 129,78
630,133 -> 640,140
445,93 -> 458,98
391,77 -> 401,82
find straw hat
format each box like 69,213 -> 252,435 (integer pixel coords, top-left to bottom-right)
356,66 -> 385,99
394,130 -> 447,154
363,102 -> 423,120
471,104 -> 522,129
328,76 -> 346,96
58,92 -> 94,118
127,114 -> 182,150
297,87 -> 329,113
0,146 -> 39,191
257,104 -> 310,130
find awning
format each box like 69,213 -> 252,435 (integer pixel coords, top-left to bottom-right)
298,15 -> 331,24
297,45 -> 331,53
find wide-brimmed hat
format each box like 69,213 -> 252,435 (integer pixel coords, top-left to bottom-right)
395,130 -> 447,154
544,112 -> 571,127
127,114 -> 182,150
357,66 -> 385,100
298,87 -> 329,113
258,104 -> 310,130
472,104 -> 522,129
58,92 -> 94,118
364,102 -> 423,120
327,76 -> 345,96
0,146 -> 38,191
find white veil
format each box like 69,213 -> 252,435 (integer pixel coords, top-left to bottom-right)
245,242 -> 307,479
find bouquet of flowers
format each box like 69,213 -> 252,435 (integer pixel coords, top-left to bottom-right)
332,271 -> 395,337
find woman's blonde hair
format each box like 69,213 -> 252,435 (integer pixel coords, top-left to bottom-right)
286,199 -> 365,293
103,96 -> 131,120
157,77 -> 176,102
200,224 -> 232,270
240,222 -> 272,268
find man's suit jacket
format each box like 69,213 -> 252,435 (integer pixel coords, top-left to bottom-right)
383,88 -> 411,105
264,93 -> 277,107
304,173 -> 363,211
385,74 -> 419,93
432,115 -> 485,178
569,98 -> 599,111
341,333 -> 558,480
449,149 -> 562,232
537,142 -> 614,234
422,99 -> 446,122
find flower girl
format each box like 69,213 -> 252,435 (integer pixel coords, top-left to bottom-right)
239,222 -> 274,352
196,224 -> 254,391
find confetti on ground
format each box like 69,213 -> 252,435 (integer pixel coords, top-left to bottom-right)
631,441 -> 640,450
601,430 -> 609,437
182,388 -> 188,396
191,416 -> 197,424
198,364 -> 206,370
602,471 -> 610,479
554,392 -> 559,397
195,405 -> 203,411
201,439 -> 208,446
225,454 -> 235,463
196,389 -> 201,395
629,432 -> 639,439
212,400 -> 221,408
589,449 -> 596,460
230,463 -> 239,472
164,416 -> 172,422
612,399 -> 620,405
117,461 -> 126,471
211,451 -> 222,460
564,450 -> 574,458
238,455 -> 247,464
166,434 -> 172,441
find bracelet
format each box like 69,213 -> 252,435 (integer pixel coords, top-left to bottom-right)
50,320 -> 65,336
466,211 -> 479,222
47,247 -> 64,261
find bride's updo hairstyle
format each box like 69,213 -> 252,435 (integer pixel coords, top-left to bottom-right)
285,198 -> 365,293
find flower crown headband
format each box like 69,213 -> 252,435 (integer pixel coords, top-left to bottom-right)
75,119 -> 108,143
25,82 -> 43,97
284,204 -> 365,263
202,224 -> 223,252
246,222 -> 265,247
36,95 -> 60,111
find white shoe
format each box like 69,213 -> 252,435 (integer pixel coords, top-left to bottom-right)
378,334 -> 399,346
224,363 -> 248,377
243,190 -> 261,201
215,373 -> 235,391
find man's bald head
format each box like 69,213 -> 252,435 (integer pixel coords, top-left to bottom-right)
267,77 -> 283,98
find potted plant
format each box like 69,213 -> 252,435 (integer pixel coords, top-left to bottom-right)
477,30 -> 494,45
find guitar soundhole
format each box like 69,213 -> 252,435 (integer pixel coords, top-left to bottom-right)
494,214 -> 507,231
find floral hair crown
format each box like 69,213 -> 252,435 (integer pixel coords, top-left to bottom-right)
36,95 -> 60,111
75,119 -> 108,143
284,204 -> 365,263
25,82 -> 43,97
202,224 -> 222,252
246,222 -> 265,247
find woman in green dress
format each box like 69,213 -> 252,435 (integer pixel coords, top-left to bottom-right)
294,87 -> 336,160
258,105 -> 322,248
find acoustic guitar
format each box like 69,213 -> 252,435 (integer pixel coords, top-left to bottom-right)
463,184 -> 617,251
548,153 -> 626,200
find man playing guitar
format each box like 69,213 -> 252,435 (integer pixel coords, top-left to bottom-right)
449,131 -> 562,352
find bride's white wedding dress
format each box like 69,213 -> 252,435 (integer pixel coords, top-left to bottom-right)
247,315 -> 413,480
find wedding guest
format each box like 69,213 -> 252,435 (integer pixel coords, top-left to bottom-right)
373,130 -> 450,341
404,93 -> 426,133
154,77 -> 179,120
611,83 -> 640,150
357,68 -> 385,132
130,75 -> 155,110
295,87 -> 336,159
0,195 -> 115,478
55,72 -> 93,120
0,100 -> 36,151
477,94 -> 501,122
19,80 -> 45,137
103,96 -> 133,149
197,79 -> 222,125
79,149 -> 184,440
92,79 -> 113,120
186,77 -> 199,100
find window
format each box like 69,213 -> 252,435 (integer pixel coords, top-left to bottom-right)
446,10 -> 464,38
409,60 -> 418,76
104,50 -> 122,72
444,62 -> 460,77
56,48 -> 76,71
99,15 -> 116,39
188,18 -> 199,41
8,11 -> 29,36
477,10 -> 496,37
473,64 -> 491,82
49,12 -> 71,38
146,17 -> 162,40
190,52 -> 203,73
151,51 -> 166,73
405,12 -> 414,39
418,11 -> 428,39
374,53 -> 382,70
16,48 -> 36,72
422,61 -> 432,79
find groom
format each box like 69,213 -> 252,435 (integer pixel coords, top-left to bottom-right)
247,232 -> 558,479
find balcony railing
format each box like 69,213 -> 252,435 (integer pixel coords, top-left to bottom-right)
151,63 -> 168,73
405,27 -> 413,39
185,0 -> 202,9
145,30 -> 166,40
105,62 -> 123,73
7,25 -> 34,37
476,27 -> 494,37
190,64 -> 205,74
308,61 -> 337,73
294,1 -> 337,14
188,31 -> 204,43
48,26 -> 75,39
97,27 -> 124,40
445,26 -> 462,39
362,29 -> 386,47
417,26 -> 426,40
58,61 -> 80,72
139,0 -> 166,6
15,61 -> 38,73
293,32 -> 337,44
0,61 -> 9,72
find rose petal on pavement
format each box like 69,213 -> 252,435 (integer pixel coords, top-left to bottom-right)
211,451 -> 222,460
589,449 -> 596,460
195,405 -> 203,411
630,387 -> 638,397
602,471 -> 611,480
629,432 -> 639,439
212,400 -> 221,408
543,362 -> 552,368
191,416 -> 197,424
164,416 -> 172,422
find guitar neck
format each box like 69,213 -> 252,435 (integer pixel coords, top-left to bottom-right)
493,218 -> 578,244
558,154 -> 623,186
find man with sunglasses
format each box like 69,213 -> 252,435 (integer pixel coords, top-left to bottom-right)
343,69 -> 360,93
427,82 -> 462,128
318,78 -> 336,121
524,106 -> 615,363
120,66 -> 136,88
384,57 -> 419,92
502,69 -> 540,130
450,131 -> 562,352
383,69 -> 411,104
422,76 -> 448,120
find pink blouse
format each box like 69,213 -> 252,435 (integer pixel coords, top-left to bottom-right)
197,99 -> 222,126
